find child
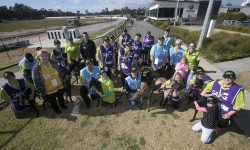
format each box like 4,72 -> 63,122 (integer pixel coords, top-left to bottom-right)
163,72 -> 184,109
174,56 -> 188,79
192,97 -> 219,144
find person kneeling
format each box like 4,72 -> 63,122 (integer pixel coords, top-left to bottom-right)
0,71 -> 39,118
91,69 -> 116,108
192,97 -> 219,144
125,66 -> 144,109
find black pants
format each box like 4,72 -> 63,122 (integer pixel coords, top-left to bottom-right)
120,71 -> 128,88
46,89 -> 66,112
80,86 -> 98,106
143,47 -> 151,66
218,114 -> 233,128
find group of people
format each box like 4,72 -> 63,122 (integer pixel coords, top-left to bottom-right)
0,27 -> 245,144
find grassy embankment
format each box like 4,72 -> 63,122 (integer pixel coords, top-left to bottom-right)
149,20 -> 250,63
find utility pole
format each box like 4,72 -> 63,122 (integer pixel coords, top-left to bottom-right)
174,0 -> 180,26
197,0 -> 215,49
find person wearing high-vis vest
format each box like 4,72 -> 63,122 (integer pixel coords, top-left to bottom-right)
118,41 -> 135,88
143,31 -> 154,66
93,69 -> 116,108
33,49 -> 68,114
96,36 -> 115,78
110,35 -> 119,70
50,39 -> 67,69
125,66 -> 143,109
188,67 -> 213,90
18,52 -> 36,83
80,59 -> 100,108
163,27 -> 174,49
0,71 -> 38,118
201,71 -> 245,132
119,28 -> 132,49
150,35 -> 170,76
131,33 -> 143,63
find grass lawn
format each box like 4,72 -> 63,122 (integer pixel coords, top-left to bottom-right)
1,84 -> 250,149
0,18 -> 109,32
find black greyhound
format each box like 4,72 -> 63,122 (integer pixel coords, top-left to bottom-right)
185,79 -> 207,122
89,77 -> 103,107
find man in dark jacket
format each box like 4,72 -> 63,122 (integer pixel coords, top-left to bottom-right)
79,32 -> 98,66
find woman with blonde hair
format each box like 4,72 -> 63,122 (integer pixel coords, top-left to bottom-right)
32,49 -> 68,114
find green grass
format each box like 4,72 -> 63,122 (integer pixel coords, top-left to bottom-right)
0,18 -> 109,33
139,137 -> 146,146
148,20 -> 250,63
216,24 -> 250,34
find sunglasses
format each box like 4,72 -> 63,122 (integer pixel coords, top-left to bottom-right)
4,74 -> 14,79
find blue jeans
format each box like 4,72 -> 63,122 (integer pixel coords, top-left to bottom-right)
126,92 -> 142,109
186,71 -> 194,89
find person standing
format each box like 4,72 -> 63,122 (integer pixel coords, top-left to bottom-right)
50,39 -> 66,68
119,28 -> 132,49
184,42 -> 200,88
18,52 -> 36,83
150,35 -> 170,78
143,31 -> 154,66
79,32 -> 98,66
64,37 -> 80,67
33,49 -> 68,114
163,27 -> 174,49
96,36 -> 115,78
131,33 -> 143,63
169,39 -> 185,67
118,41 -> 135,88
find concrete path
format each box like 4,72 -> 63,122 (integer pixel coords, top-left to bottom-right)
214,57 -> 250,73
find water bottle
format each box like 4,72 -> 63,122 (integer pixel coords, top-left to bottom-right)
72,97 -> 82,114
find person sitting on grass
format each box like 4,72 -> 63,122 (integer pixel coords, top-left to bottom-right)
0,71 -> 38,118
192,97 -> 219,144
92,69 -> 116,109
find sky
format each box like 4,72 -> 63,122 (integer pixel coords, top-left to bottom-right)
0,0 -> 244,13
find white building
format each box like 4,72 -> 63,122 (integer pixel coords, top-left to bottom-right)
146,0 -> 222,22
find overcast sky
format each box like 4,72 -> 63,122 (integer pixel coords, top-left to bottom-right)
1,0 -> 244,13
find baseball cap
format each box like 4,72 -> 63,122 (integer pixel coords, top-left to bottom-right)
207,97 -> 217,104
123,28 -> 127,32
147,31 -> 151,34
3,71 -> 15,79
131,66 -> 138,72
223,70 -> 236,79
85,59 -> 93,65
136,33 -> 141,37
196,67 -> 205,74
54,39 -> 61,44
25,52 -> 33,59
158,35 -> 164,41
36,47 -> 42,51
103,36 -> 110,41
100,69 -> 107,74
165,27 -> 170,32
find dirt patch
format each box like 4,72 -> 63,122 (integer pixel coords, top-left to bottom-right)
236,71 -> 250,92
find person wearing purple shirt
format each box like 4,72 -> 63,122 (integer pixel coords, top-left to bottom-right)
143,31 -> 154,66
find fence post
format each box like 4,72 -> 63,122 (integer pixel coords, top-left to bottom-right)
1,40 -> 11,60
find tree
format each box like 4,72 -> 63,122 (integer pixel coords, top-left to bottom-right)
226,3 -> 233,6
85,9 -> 89,15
